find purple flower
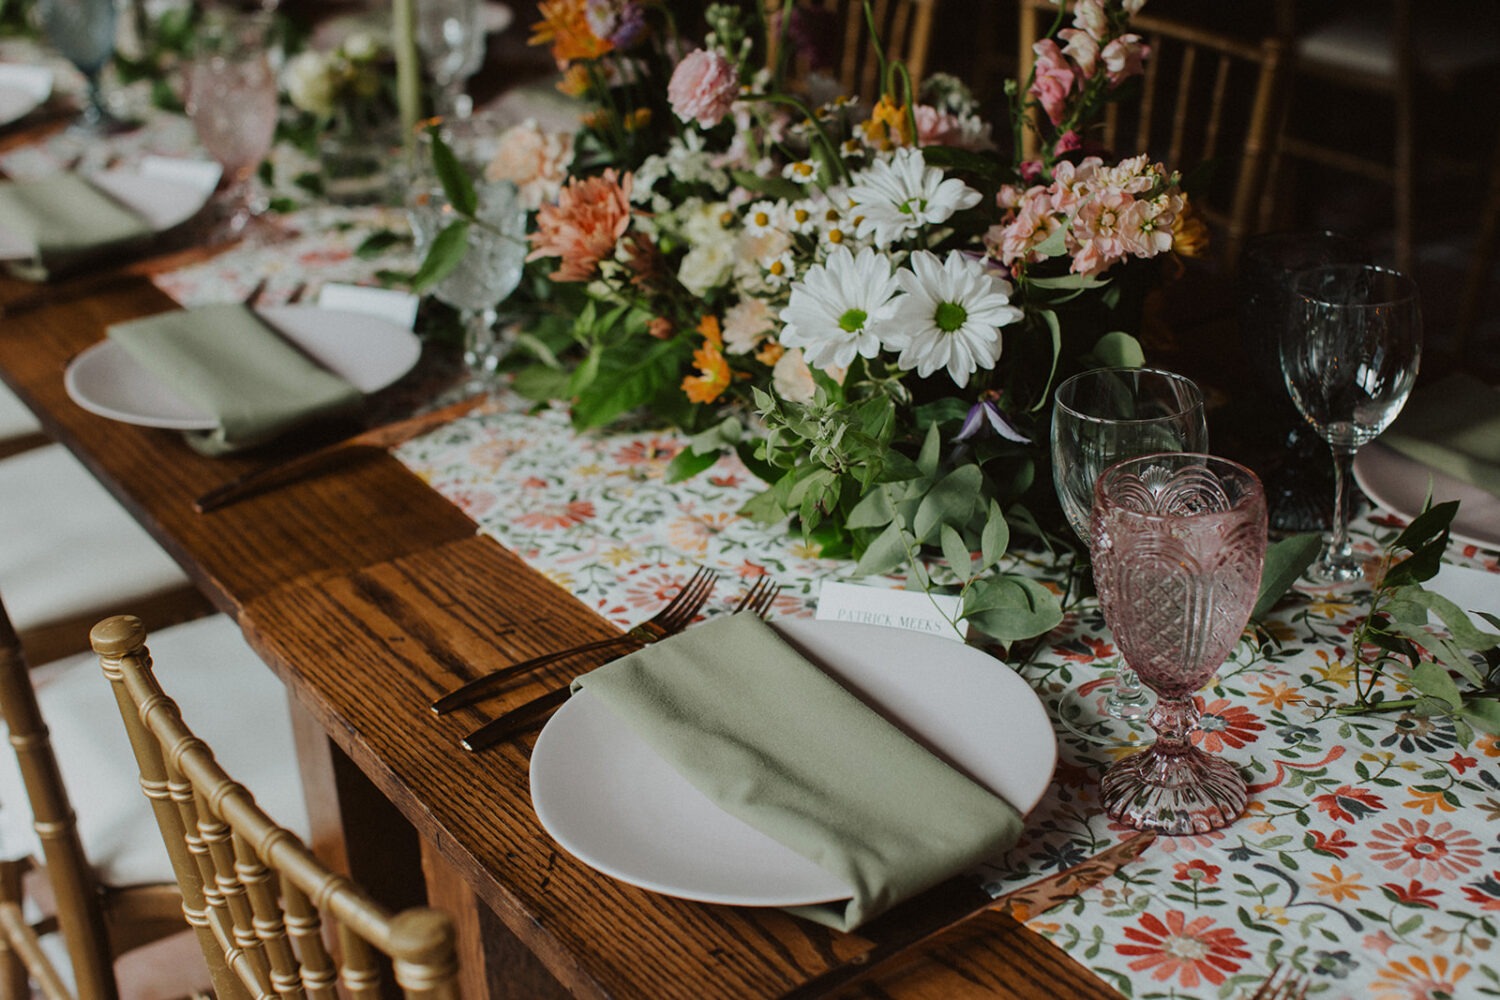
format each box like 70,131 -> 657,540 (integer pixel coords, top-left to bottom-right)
956,398 -> 1030,443
585,0 -> 648,49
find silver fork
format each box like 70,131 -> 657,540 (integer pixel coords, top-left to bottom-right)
459,577 -> 780,752
431,566 -> 717,715
1247,964 -> 1310,1000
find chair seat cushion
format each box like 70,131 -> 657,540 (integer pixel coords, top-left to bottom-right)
0,444 -> 191,633
1298,8 -> 1500,80
0,614 -> 311,887
0,381 -> 41,442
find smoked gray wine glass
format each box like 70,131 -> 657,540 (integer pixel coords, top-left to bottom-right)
1092,453 -> 1266,835
38,0 -> 126,134
1280,264 -> 1421,583
1051,367 -> 1209,747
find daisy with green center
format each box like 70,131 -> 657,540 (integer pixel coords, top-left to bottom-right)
845,147 -> 982,247
778,246 -> 900,370
885,250 -> 1023,387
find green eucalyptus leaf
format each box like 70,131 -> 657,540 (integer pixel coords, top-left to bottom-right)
963,576 -> 1063,642
1392,500 -> 1458,551
855,520 -> 909,577
1398,588 -> 1500,650
509,365 -> 572,401
428,127 -> 477,217
1459,698 -> 1500,734
979,500 -> 1010,569
916,422 -> 941,479
666,448 -> 722,484
1410,661 -> 1463,710
1252,534 -> 1322,620
409,220 -> 471,292
1085,332 -> 1145,369
939,524 -> 974,582
847,486 -> 897,529
913,465 -> 983,542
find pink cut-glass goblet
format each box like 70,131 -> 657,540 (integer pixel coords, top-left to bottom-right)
1091,453 -> 1267,835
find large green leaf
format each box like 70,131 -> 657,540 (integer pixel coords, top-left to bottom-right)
428,126 -> 477,217
1251,534 -> 1321,620
913,465 -> 982,541
569,341 -> 686,429
409,220 -> 470,292
853,521 -> 908,577
963,576 -> 1063,642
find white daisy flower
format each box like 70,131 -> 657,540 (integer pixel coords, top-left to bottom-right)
781,159 -> 821,185
846,148 -> 983,247
786,199 -> 820,235
885,250 -> 1024,387
762,249 -> 796,287
779,246 -> 900,370
743,200 -> 782,236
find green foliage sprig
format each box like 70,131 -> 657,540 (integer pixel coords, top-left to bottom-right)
1339,501 -> 1500,746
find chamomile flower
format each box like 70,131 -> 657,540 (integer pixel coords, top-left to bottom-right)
885,250 -> 1023,387
779,246 -> 900,370
763,250 -> 796,287
781,159 -> 821,185
845,148 -> 982,246
743,200 -> 782,236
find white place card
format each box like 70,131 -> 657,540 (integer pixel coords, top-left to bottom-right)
138,155 -> 222,196
317,283 -> 421,330
814,580 -> 966,642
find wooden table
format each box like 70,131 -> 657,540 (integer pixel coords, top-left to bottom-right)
0,273 -> 1119,999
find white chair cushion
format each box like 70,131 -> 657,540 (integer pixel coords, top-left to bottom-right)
0,381 -> 41,441
0,614 -> 312,887
1298,8 -> 1500,80
0,444 -> 191,633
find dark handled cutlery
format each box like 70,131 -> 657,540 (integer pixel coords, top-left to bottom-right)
194,393 -> 490,512
458,577 -> 780,752
430,565 -> 718,715
776,832 -> 1156,1000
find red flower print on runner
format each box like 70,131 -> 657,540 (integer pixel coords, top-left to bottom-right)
1367,818 -> 1484,881
1191,698 -> 1265,751
1054,635 -> 1116,663
516,499 -> 597,530
1312,784 -> 1386,824
1173,860 -> 1220,884
1116,910 -> 1249,989
612,437 -> 682,466
1461,871 -> 1500,911
1371,955 -> 1472,1000
619,566 -> 704,613
1308,829 -> 1356,859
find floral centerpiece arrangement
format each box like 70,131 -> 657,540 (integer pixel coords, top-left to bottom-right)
420,0 -> 1197,644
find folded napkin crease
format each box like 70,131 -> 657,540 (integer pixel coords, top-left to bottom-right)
1383,373 -> 1500,498
108,304 -> 362,454
0,174 -> 154,280
572,614 -> 1023,930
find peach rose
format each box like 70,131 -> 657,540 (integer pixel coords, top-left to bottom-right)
485,119 -> 575,211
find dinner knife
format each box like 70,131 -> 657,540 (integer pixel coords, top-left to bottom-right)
194,393 -> 490,512
776,832 -> 1156,1000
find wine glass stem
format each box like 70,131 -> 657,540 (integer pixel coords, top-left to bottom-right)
1328,442 -> 1358,565
1147,692 -> 1199,757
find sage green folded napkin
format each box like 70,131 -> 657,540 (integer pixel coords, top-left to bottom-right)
0,174 -> 154,280
108,304 -> 362,455
571,613 -> 1023,930
1382,374 -> 1500,498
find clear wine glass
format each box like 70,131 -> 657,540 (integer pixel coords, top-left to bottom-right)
417,0 -> 485,119
1093,453 -> 1267,835
185,10 -> 279,241
1280,264 -> 1422,583
409,173 -> 527,391
1051,367 -> 1209,747
38,0 -> 129,134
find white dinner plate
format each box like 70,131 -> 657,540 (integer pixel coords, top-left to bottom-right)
1354,442 -> 1500,551
0,64 -> 51,128
530,619 -> 1057,908
0,168 -> 212,261
63,306 -> 422,430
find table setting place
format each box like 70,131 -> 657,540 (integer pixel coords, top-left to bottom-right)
2,1 -> 1500,998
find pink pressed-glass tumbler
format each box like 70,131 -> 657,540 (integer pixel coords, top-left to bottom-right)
1090,453 -> 1267,835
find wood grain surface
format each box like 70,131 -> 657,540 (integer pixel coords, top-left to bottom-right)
0,273 -> 1120,999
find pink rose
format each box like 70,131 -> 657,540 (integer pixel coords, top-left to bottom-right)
668,49 -> 738,128
1029,40 -> 1075,126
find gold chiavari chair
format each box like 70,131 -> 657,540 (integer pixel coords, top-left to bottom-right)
772,0 -> 939,105
0,598 -> 309,1000
91,615 -> 461,1000
1018,3 -> 1289,269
